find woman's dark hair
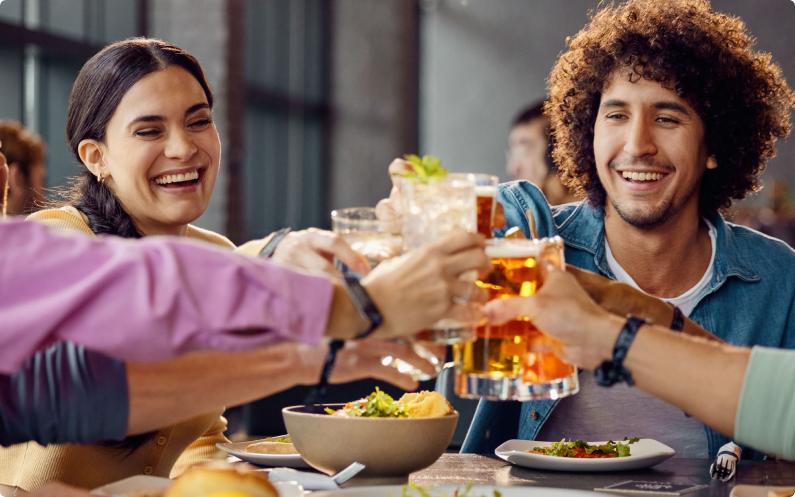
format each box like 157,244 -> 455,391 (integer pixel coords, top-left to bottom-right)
546,0 -> 795,214
62,37 -> 214,237
62,38 -> 213,453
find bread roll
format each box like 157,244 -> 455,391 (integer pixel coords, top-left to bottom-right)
767,490 -> 795,497
164,464 -> 278,497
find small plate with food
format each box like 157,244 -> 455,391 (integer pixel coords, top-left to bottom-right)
216,435 -> 310,468
495,438 -> 675,472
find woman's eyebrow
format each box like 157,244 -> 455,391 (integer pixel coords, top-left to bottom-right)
126,103 -> 210,130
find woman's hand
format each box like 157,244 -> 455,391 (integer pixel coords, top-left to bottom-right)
271,228 -> 370,275
484,264 -> 622,369
363,230 -> 490,339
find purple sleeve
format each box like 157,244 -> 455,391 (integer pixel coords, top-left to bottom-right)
0,220 -> 332,374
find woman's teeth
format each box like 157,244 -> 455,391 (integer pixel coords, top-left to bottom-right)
621,171 -> 665,182
154,170 -> 199,185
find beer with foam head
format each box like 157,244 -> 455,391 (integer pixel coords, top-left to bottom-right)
472,174 -> 498,238
454,237 -> 579,400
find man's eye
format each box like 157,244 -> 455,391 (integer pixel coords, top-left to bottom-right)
606,113 -> 626,120
656,116 -> 679,125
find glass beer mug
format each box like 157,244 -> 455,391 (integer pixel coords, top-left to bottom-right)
453,236 -> 579,401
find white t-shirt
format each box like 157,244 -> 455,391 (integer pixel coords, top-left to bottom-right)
604,219 -> 717,316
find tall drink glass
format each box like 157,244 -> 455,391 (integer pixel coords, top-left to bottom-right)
399,173 -> 482,344
453,237 -> 579,400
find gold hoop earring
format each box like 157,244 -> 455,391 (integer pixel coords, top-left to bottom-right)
97,173 -> 105,185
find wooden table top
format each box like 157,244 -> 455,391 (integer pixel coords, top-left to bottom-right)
403,454 -> 795,496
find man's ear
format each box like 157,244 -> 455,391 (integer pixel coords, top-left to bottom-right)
77,139 -> 106,179
706,155 -> 718,170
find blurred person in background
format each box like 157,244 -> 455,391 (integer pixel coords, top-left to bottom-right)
506,101 -> 576,205
0,120 -> 46,216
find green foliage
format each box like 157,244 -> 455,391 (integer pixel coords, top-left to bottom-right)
400,154 -> 449,183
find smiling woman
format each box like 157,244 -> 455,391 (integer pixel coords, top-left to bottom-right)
6,38 -> 237,491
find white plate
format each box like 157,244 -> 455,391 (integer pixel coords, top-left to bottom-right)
217,440 -> 310,468
495,438 -> 675,472
91,475 -> 303,497
312,485 -> 611,496
730,485 -> 795,497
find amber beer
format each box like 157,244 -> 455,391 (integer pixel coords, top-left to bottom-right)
473,174 -> 499,238
476,186 -> 496,238
454,237 -> 579,400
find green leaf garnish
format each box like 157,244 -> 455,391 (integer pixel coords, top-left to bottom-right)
400,154 -> 449,183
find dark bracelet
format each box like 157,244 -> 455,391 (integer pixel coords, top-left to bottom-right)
595,315 -> 646,387
258,227 -> 292,258
670,305 -> 684,332
303,339 -> 345,409
341,263 -> 384,340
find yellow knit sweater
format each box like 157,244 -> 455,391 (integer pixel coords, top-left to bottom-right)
0,206 -> 237,491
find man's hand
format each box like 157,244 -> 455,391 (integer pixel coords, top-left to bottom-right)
568,266 -> 721,342
374,157 -> 412,223
484,263 -> 621,369
364,230 -> 490,339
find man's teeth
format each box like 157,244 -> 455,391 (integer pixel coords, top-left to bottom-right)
621,171 -> 665,182
154,170 -> 199,185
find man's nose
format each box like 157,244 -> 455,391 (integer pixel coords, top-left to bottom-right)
622,118 -> 657,158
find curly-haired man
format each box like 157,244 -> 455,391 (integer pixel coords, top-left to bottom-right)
461,0 -> 795,460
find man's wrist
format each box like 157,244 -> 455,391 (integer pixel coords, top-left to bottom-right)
590,312 -> 625,369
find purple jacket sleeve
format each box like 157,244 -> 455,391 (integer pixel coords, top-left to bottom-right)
0,220 -> 333,374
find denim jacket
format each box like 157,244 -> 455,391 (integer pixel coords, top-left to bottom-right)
462,181 -> 795,459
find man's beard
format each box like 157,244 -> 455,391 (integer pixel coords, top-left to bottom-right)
609,197 -> 675,229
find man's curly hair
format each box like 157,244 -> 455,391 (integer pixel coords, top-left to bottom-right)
545,0 -> 795,214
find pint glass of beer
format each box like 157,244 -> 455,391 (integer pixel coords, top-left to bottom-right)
473,174 -> 499,238
453,237 -> 579,400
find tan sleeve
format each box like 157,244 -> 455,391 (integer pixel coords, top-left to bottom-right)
169,415 -> 229,478
235,233 -> 276,258
25,207 -> 95,237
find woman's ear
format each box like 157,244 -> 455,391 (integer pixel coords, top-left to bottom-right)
77,139 -> 106,179
706,155 -> 718,170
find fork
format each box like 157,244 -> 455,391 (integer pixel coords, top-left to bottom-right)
709,441 -> 742,482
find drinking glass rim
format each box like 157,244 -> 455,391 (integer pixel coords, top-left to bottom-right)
331,206 -> 399,232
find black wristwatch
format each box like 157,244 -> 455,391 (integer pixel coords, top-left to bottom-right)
341,264 -> 384,339
595,315 -> 646,387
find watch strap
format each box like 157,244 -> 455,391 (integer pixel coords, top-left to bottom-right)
595,315 -> 646,387
341,264 -> 383,339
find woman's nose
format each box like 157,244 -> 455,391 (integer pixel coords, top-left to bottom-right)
164,129 -> 198,161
